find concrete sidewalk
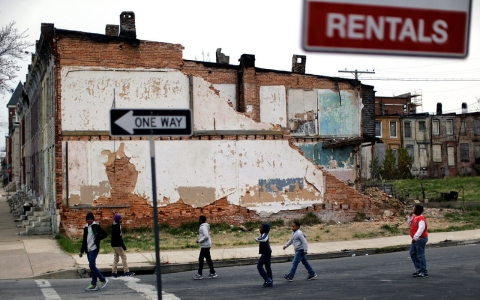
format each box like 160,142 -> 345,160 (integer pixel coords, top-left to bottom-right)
0,189 -> 479,280
0,193 -> 77,280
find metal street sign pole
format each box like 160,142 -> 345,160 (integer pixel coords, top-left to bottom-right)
150,133 -> 162,300
110,108 -> 193,300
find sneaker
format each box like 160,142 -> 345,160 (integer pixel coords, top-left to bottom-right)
263,278 -> 273,287
208,273 -> 218,279
98,278 -> 109,290
415,273 -> 429,278
85,284 -> 98,291
124,272 -> 135,277
307,273 -> 317,280
193,274 -> 203,280
111,273 -> 118,278
412,271 -> 420,277
283,274 -> 293,282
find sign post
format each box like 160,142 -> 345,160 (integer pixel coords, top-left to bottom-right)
110,109 -> 193,300
302,0 -> 472,58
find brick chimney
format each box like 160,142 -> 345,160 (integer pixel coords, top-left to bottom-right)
105,24 -> 119,36
292,55 -> 306,74
462,102 -> 468,114
119,11 -> 136,38
436,102 -> 442,115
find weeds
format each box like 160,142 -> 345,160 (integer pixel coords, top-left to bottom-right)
353,212 -> 366,222
353,232 -> 378,239
301,212 -> 321,226
380,224 -> 400,234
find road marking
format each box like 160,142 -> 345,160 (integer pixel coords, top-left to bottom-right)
35,280 -> 61,299
118,277 -> 180,300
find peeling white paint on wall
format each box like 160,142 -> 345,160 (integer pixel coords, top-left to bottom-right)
212,84 -> 236,110
61,67 -> 190,131
192,77 -> 273,131
65,140 -> 325,213
260,86 -> 287,127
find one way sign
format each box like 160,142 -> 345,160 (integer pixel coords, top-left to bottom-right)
110,109 -> 193,136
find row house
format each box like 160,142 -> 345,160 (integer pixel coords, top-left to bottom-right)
3,82 -> 23,188
14,12 -> 381,235
430,103 -> 480,177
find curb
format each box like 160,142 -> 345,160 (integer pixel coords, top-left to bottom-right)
69,238 -> 479,279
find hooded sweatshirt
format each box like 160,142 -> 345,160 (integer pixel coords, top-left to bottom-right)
284,229 -> 308,253
255,223 -> 272,255
81,221 -> 108,254
197,222 -> 212,248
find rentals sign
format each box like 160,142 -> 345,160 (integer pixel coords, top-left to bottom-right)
302,0 -> 472,58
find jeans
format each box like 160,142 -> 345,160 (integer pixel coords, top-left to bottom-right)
410,236 -> 428,274
87,250 -> 106,285
288,250 -> 315,278
198,247 -> 215,275
257,254 -> 272,281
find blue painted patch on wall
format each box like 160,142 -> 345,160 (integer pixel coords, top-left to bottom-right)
258,178 -> 304,193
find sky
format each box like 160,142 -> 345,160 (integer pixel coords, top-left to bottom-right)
0,0 -> 479,147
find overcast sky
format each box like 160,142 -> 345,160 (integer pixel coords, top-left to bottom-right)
1,0 -> 479,147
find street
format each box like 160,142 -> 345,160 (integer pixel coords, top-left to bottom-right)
0,244 -> 479,300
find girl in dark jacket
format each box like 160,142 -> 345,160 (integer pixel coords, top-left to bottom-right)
255,222 -> 273,287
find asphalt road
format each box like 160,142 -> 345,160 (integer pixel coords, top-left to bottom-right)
0,244 -> 479,300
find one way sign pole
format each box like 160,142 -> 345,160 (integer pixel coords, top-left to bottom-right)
110,108 -> 193,300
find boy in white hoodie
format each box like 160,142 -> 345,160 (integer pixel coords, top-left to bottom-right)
283,220 -> 317,281
193,215 -> 218,280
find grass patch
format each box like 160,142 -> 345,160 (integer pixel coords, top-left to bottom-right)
352,232 -> 379,239
380,224 -> 400,234
393,177 -> 480,202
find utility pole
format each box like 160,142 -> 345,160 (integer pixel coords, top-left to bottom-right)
338,69 -> 375,80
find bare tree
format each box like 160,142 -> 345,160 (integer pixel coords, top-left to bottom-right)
0,21 -> 32,93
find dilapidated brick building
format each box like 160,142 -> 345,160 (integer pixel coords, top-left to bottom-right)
17,12 -> 382,236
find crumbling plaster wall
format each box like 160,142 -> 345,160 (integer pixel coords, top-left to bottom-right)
62,67 -> 323,215
66,139 -> 324,214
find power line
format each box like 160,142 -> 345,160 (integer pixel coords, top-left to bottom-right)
361,78 -> 480,81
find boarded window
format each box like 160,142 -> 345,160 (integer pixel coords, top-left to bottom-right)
432,145 -> 442,162
446,119 -> 453,135
406,145 -> 414,162
375,121 -> 382,137
404,121 -> 411,138
432,120 -> 439,135
460,121 -> 467,135
474,119 -> 480,135
447,146 -> 455,166
390,121 -> 397,138
418,121 -> 426,131
419,144 -> 427,168
460,143 -> 470,162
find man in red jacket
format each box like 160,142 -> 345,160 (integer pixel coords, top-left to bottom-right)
408,205 -> 428,278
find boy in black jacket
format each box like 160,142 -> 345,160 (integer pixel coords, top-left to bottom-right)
255,222 -> 273,287
111,214 -> 134,278
80,212 -> 108,291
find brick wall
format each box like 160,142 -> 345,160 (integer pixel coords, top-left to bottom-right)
32,22 -> 382,236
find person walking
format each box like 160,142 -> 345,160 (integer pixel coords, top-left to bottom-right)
111,213 -> 134,278
80,212 -> 109,291
408,205 -> 429,278
283,220 -> 317,282
192,215 -> 217,280
255,222 -> 273,287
